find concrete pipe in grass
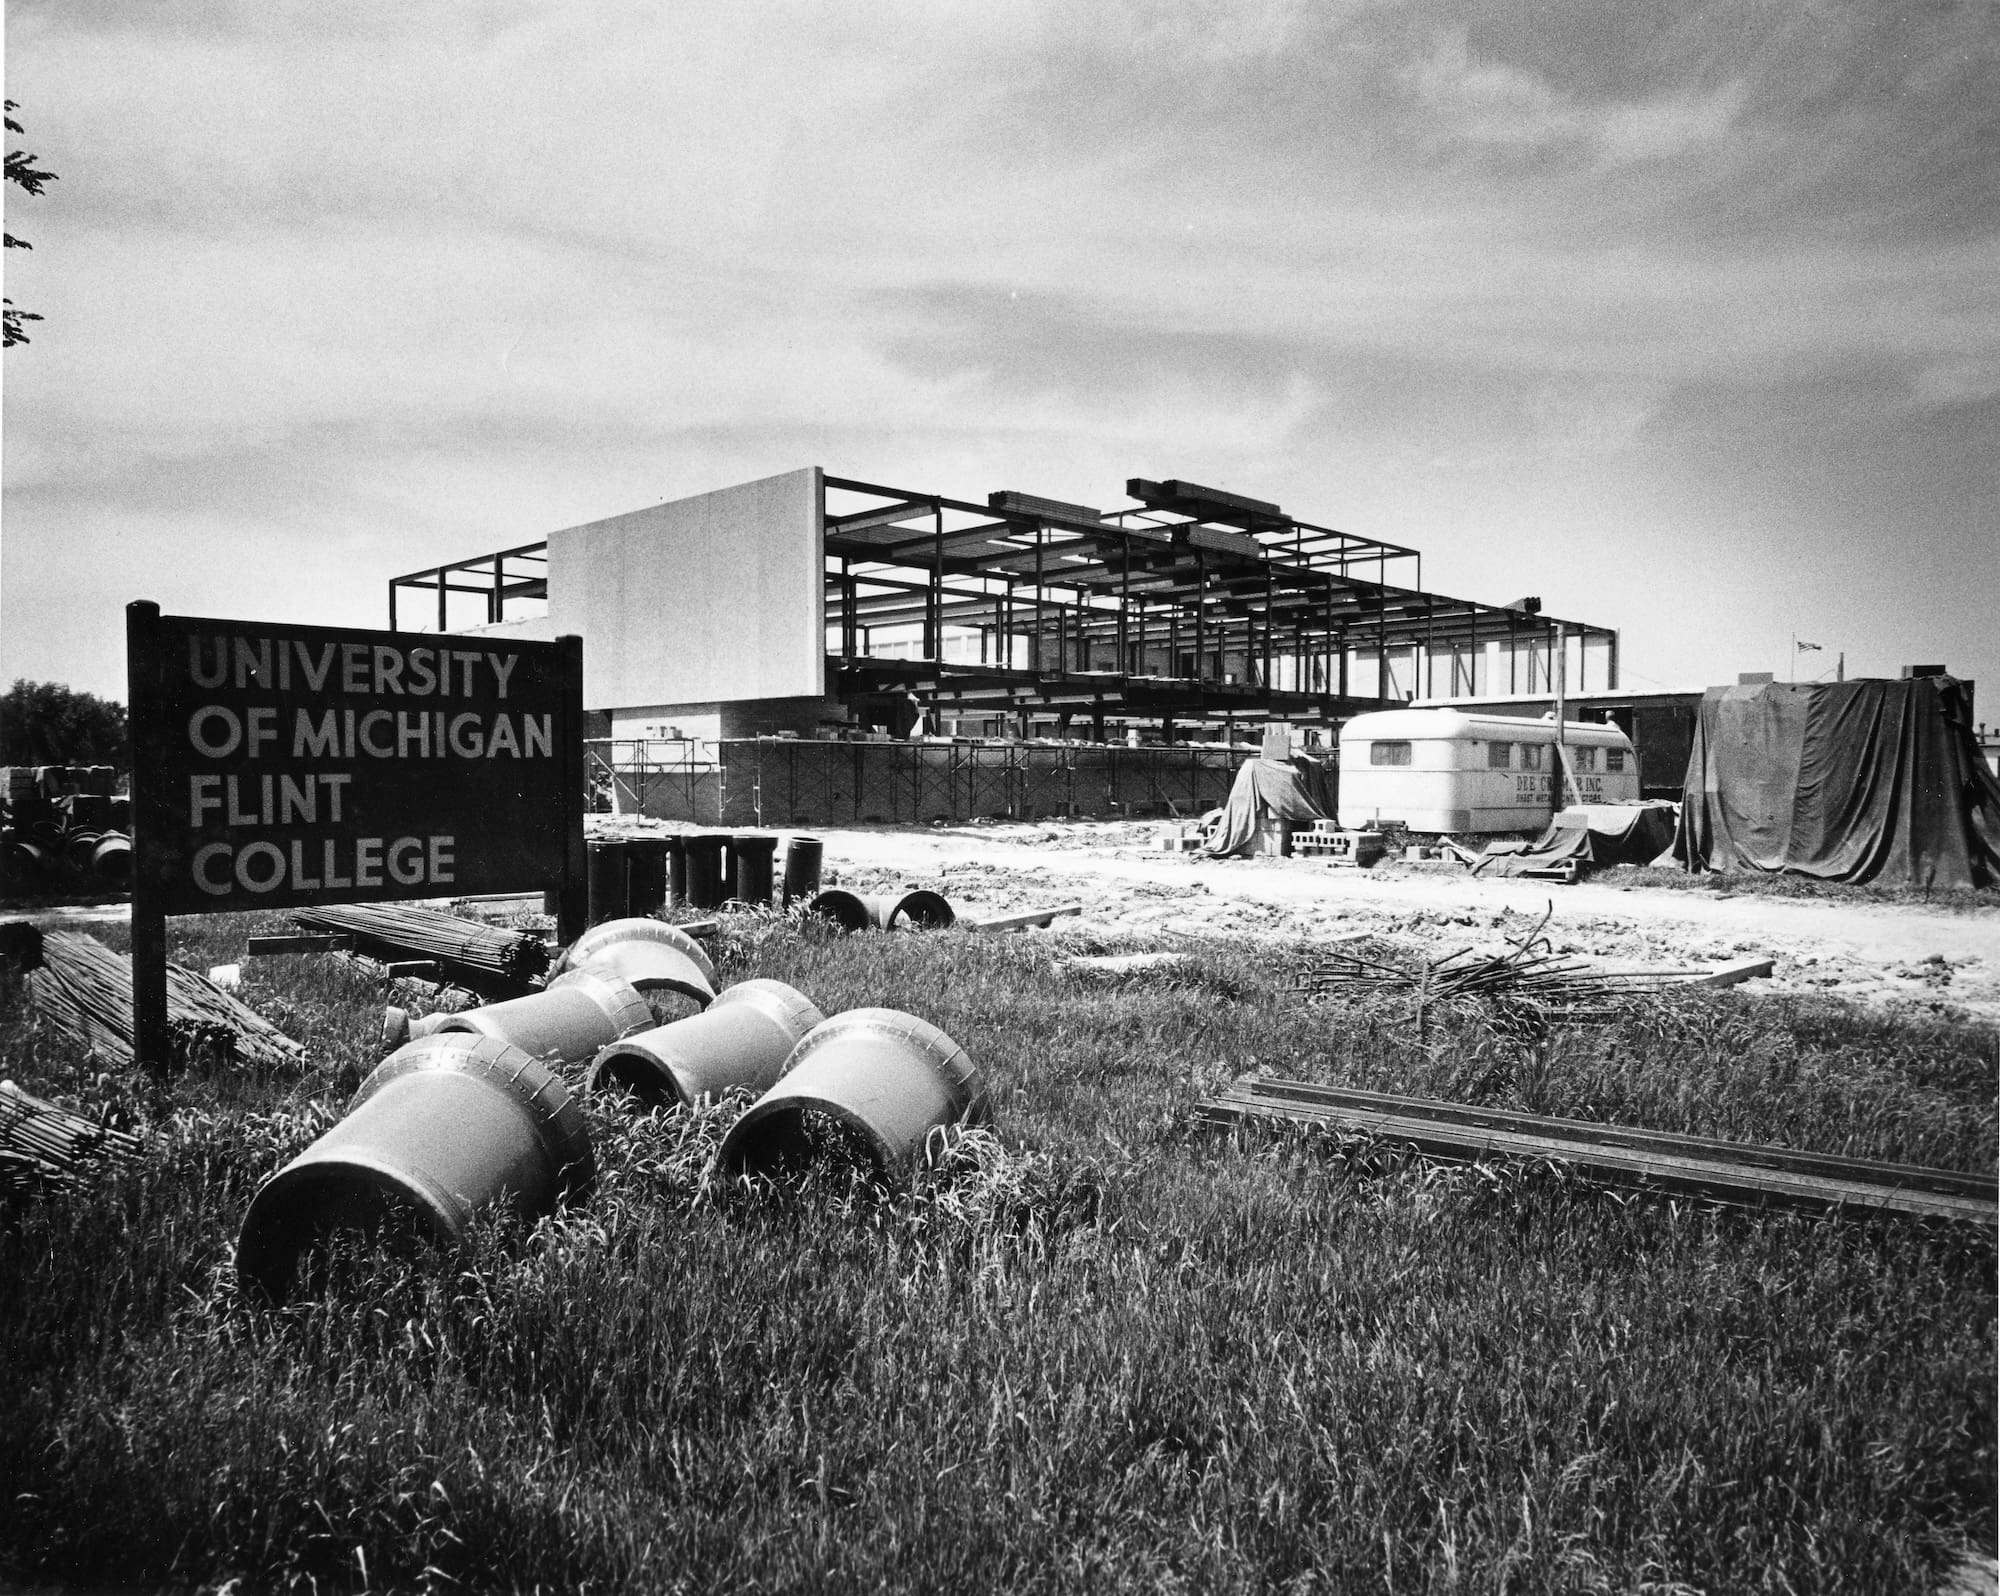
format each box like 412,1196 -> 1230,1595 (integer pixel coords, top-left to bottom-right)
781,835 -> 823,907
664,834 -> 688,907
625,836 -> 670,916
586,838 -> 630,926
587,979 -> 825,1108
804,888 -> 955,933
682,834 -> 728,909
727,833 -> 780,907
549,917 -> 717,1007
878,889 -> 954,930
235,1032 -> 594,1304
717,1007 -> 985,1180
424,967 -> 652,1066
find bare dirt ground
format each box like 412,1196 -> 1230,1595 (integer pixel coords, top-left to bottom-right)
32,817 -> 2000,1025
805,819 -> 2000,1025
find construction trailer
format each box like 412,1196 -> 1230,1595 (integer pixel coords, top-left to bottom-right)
1336,709 -> 1639,834
1410,689 -> 1701,802
389,469 -> 1622,823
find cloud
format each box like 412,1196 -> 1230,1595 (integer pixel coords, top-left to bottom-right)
3,0 -> 1996,703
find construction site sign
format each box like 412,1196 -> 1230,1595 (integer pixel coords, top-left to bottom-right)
125,602 -> 586,1070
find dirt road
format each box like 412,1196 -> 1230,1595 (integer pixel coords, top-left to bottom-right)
807,820 -> 2000,1023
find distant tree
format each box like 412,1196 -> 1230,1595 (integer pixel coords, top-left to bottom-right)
0,681 -> 128,769
5,100 -> 58,348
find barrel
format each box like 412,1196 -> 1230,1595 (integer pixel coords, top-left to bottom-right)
728,833 -> 779,907
682,834 -> 727,910
781,835 -> 823,908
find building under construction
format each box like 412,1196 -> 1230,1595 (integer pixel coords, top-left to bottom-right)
391,467 -> 1620,752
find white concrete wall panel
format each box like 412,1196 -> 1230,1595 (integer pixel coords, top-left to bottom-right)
547,468 -> 823,711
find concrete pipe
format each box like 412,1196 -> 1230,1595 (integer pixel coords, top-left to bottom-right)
803,888 -> 955,934
804,887 -> 873,933
425,967 -> 652,1066
91,832 -> 132,884
664,834 -> 688,907
587,979 -> 825,1108
234,1031 -> 594,1303
781,835 -> 823,908
587,839 -> 630,926
717,1007 -> 986,1180
728,833 -> 780,907
625,837 -> 669,916
682,834 -> 728,910
878,889 -> 955,930
549,917 -> 717,1007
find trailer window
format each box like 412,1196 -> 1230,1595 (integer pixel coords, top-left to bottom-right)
1518,744 -> 1544,770
1486,742 -> 1512,769
1606,748 -> 1626,772
1571,747 -> 1596,772
1369,741 -> 1412,766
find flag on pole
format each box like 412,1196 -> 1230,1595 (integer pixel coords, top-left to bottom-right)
1797,639 -> 1823,651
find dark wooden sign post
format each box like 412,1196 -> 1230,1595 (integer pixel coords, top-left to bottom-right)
126,601 -> 586,1075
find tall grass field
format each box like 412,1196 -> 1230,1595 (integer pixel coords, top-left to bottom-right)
2,908 -> 1994,1593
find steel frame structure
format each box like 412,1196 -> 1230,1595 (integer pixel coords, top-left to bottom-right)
389,471 -> 1619,737
820,474 -> 1617,735
387,542 -> 549,634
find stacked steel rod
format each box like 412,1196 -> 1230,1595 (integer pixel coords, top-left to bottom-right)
28,931 -> 304,1071
0,1079 -> 147,1197
291,904 -> 550,991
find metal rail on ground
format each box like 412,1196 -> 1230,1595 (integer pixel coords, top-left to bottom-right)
1199,1074 -> 1997,1227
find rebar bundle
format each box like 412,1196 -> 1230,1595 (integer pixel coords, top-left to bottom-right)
292,903 -> 550,990
1294,909 -> 1670,1019
27,931 -> 305,1071
0,1079 -> 147,1197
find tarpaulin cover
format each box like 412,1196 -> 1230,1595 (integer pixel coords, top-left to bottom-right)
1205,756 -> 1335,857
1471,802 -> 1679,878
1673,677 -> 2000,888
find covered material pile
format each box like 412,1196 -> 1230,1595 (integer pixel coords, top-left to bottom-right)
1205,755 -> 1336,857
29,931 -> 304,1071
293,904 -> 551,994
1674,676 -> 2000,888
1467,801 -> 1677,879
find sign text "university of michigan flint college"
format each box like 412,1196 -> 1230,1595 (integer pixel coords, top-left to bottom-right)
128,606 -> 583,916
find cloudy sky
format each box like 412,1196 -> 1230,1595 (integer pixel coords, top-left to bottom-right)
4,0 -> 1995,709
